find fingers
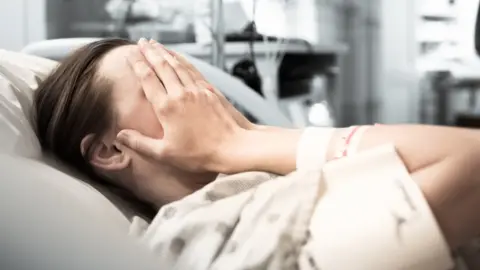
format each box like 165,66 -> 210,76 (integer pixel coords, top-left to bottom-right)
150,40 -> 205,82
137,38 -> 183,95
147,39 -> 226,101
149,40 -> 196,87
126,48 -> 166,106
138,38 -> 194,96
116,129 -> 165,160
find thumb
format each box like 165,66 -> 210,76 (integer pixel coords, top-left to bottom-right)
116,129 -> 165,160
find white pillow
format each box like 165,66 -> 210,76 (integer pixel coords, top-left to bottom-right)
0,49 -> 55,157
0,49 -> 152,230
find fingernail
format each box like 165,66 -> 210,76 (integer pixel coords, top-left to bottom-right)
114,140 -> 126,151
138,37 -> 148,46
149,38 -> 157,44
116,131 -> 129,142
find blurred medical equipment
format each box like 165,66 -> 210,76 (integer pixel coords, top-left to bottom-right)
210,0 -> 226,69
105,0 -> 181,23
230,5 -> 264,97
226,0 -> 343,127
276,56 -> 338,128
180,0 -> 344,127
231,56 -> 263,95
418,0 -> 480,128
73,0 -> 194,43
103,0 -> 226,68
241,0 -> 343,45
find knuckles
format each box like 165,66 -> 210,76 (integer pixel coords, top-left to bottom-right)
171,89 -> 194,102
155,80 -> 218,116
156,91 -> 193,115
158,57 -> 170,70
156,99 -> 172,114
169,58 -> 182,69
138,65 -> 155,81
146,52 -> 169,71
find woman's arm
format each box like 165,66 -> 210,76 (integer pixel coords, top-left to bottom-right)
230,124 -> 480,250
229,127 -> 304,175
228,124 -> 480,175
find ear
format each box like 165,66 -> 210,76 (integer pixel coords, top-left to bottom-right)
80,134 -> 131,172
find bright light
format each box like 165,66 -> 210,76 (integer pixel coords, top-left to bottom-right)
308,102 -> 334,127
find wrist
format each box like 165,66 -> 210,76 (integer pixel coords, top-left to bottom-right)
215,127 -> 303,175
208,128 -> 251,174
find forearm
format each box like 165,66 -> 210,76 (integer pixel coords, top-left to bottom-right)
411,147 -> 480,250
220,125 -> 336,175
223,124 -> 480,175
255,125 -> 480,174
354,125 -> 480,172
239,127 -> 303,175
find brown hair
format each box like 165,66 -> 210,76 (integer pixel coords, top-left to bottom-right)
33,38 -> 133,180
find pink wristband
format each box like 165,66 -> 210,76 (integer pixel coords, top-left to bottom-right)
333,126 -> 360,159
334,125 -> 374,159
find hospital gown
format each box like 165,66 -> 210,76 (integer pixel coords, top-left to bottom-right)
130,128 -> 454,270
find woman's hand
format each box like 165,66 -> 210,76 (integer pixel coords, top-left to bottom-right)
116,38 -> 247,173
148,39 -> 257,131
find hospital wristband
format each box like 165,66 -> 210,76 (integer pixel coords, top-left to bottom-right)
296,127 -> 335,171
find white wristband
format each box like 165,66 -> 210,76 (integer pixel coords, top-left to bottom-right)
296,127 -> 335,171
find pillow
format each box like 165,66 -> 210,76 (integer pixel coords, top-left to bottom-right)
0,49 -> 153,230
0,49 -> 55,157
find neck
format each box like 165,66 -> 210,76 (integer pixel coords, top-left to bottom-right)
126,165 -> 218,207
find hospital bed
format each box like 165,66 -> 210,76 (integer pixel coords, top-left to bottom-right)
0,38 -> 291,269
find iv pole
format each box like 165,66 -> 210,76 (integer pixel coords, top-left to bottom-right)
210,0 -> 226,69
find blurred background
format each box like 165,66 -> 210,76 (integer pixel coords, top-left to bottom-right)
1,0 -> 479,128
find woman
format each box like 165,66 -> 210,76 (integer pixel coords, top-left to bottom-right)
34,38 -> 479,269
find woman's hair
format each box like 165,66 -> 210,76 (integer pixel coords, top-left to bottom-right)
33,38 -> 133,180
34,38 -> 157,218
